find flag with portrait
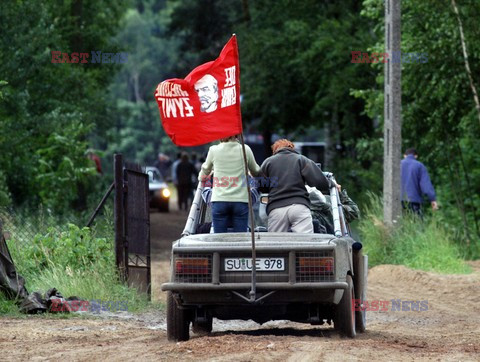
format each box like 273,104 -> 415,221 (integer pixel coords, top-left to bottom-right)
154,35 -> 242,146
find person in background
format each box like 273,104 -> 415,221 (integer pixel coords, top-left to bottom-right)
401,148 -> 438,217
189,153 -> 200,204
171,152 -> 182,186
199,136 -> 261,233
154,153 -> 171,180
260,139 -> 331,233
176,153 -> 196,211
191,153 -> 199,172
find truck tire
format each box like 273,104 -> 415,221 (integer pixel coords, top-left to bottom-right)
167,292 -> 190,341
335,275 -> 356,338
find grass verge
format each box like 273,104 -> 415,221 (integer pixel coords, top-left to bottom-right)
358,193 -> 471,274
2,210 -> 153,316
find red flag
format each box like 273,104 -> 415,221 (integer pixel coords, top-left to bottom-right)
154,35 -> 242,146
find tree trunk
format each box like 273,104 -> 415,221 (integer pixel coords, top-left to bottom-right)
70,0 -> 83,51
242,0 -> 251,22
132,71 -> 143,103
451,0 -> 480,127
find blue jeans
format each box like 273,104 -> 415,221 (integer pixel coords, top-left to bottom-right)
211,202 -> 249,233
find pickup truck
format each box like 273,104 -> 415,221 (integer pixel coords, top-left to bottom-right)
161,174 -> 368,341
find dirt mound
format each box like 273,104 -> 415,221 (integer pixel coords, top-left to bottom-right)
368,264 -> 480,315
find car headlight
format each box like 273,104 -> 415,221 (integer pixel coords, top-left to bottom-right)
162,188 -> 171,198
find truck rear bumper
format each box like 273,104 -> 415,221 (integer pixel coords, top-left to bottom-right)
161,281 -> 348,291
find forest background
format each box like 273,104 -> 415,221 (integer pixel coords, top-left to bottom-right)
1,0 -> 479,262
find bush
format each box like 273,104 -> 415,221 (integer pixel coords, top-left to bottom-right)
5,220 -> 150,313
14,224 -> 111,275
358,193 -> 471,274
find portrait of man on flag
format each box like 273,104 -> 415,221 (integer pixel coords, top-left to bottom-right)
194,74 -> 219,113
154,35 -> 242,146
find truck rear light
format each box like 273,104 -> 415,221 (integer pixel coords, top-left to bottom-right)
298,257 -> 334,274
176,257 -> 209,274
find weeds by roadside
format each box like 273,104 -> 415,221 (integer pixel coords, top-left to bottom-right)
1,206 -> 152,316
358,193 -> 472,274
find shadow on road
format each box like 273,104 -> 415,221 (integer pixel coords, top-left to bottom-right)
210,326 -> 338,338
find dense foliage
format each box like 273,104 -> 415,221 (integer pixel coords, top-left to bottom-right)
1,210 -> 149,314
0,0 -> 478,259
0,0 -> 127,211
105,2 -> 181,165
20,224 -> 113,276
357,0 -> 480,257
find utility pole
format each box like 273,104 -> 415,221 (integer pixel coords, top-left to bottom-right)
383,0 -> 402,226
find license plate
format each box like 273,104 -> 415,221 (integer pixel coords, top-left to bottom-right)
224,258 -> 285,271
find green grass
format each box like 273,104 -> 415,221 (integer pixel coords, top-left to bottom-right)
0,295 -> 20,315
24,263 -> 151,312
2,209 -> 153,316
358,193 -> 472,274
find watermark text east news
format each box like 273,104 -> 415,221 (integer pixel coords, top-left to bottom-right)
51,51 -> 128,64
353,299 -> 429,312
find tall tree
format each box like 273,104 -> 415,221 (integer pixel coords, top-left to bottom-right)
106,1 -> 183,165
0,0 -> 127,211
238,0 -> 378,190
359,0 -> 480,255
164,0 -> 379,198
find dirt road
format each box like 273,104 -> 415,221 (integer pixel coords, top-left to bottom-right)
1,205 -> 479,361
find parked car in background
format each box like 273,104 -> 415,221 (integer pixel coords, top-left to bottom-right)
145,166 -> 170,212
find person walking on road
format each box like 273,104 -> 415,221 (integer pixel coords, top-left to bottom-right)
154,153 -> 171,180
171,152 -> 182,185
401,148 -> 438,217
176,153 -> 196,211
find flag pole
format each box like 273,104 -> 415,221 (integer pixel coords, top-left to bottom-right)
238,132 -> 257,302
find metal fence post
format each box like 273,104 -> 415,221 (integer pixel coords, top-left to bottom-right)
114,154 -> 127,281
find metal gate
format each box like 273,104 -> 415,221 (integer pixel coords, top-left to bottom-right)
114,154 -> 151,296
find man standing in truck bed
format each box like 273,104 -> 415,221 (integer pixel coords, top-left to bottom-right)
260,139 -> 331,233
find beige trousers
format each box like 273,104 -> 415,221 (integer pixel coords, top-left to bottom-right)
268,204 -> 313,233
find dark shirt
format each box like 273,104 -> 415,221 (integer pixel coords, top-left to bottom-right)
401,155 -> 436,204
154,159 -> 172,179
260,148 -> 331,215
176,161 -> 196,186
